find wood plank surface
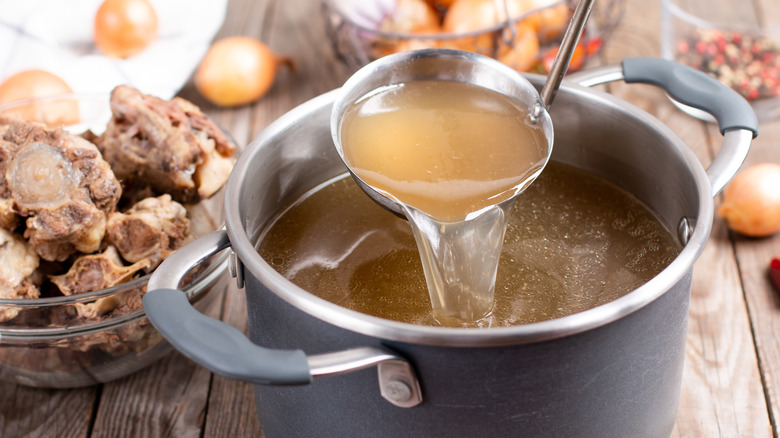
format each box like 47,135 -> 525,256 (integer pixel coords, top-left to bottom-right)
0,385 -> 94,438
737,3 -> 780,436
599,0 -> 773,436
731,84 -> 780,437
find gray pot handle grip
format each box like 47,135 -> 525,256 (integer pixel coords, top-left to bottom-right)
621,57 -> 758,138
143,230 -> 423,406
143,230 -> 311,385
568,57 -> 758,196
144,287 -> 312,385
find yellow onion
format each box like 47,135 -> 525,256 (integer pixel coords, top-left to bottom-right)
0,70 -> 79,126
497,22 -> 540,71
194,37 -> 291,107
373,0 -> 442,58
718,163 -> 780,237
380,0 -> 441,35
441,0 -> 547,59
94,0 -> 158,58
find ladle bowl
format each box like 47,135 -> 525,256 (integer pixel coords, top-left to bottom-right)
329,48 -> 554,218
329,49 -> 555,325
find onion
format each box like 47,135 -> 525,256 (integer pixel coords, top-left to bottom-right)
380,0 -> 441,35
194,37 -> 292,108
442,0 -> 557,33
373,0 -> 442,58
444,0 -> 507,33
534,3 -> 570,41
442,0 -> 544,58
426,0 -> 455,7
94,0 -> 159,59
497,22 -> 539,71
718,163 -> 780,237
0,69 -> 79,126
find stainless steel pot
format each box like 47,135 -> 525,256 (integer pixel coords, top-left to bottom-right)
143,57 -> 757,438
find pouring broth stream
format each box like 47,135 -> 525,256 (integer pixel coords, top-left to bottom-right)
339,80 -> 549,326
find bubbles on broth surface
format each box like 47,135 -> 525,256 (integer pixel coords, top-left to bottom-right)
256,162 -> 681,327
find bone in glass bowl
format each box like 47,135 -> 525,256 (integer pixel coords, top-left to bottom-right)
0,93 -> 231,388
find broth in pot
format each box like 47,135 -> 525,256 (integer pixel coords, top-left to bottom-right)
257,162 -> 681,328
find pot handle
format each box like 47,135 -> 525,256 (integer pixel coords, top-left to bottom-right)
143,230 -> 422,407
568,57 -> 758,196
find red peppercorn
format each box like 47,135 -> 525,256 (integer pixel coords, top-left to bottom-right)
676,29 -> 780,101
716,35 -> 726,52
770,258 -> 780,295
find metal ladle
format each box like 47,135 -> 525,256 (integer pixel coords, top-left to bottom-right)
538,0 -> 595,111
331,0 -> 595,218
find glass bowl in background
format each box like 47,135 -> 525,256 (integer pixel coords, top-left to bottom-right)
0,94 -> 231,388
323,0 -> 625,73
0,93 -> 113,133
662,0 -> 780,121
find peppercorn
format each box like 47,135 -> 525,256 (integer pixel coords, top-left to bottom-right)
675,29 -> 780,101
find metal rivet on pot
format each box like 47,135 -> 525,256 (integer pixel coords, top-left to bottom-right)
378,360 -> 423,408
677,217 -> 694,245
384,380 -> 412,403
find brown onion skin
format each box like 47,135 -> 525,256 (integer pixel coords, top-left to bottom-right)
0,70 -> 79,126
94,0 -> 159,59
194,37 -> 289,108
718,163 -> 780,237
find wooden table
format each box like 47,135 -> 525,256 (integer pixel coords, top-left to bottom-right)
3,0 -> 780,436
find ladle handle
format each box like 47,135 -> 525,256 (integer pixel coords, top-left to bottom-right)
142,230 -> 422,407
568,57 -> 758,196
539,0 -> 594,109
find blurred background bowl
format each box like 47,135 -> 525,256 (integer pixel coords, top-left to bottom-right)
661,0 -> 780,121
0,92 -> 113,133
323,0 -> 625,74
0,94 -> 230,388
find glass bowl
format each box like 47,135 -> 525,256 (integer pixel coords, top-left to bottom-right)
0,94 -> 231,388
661,0 -> 780,121
323,0 -> 625,73
0,257 -> 227,388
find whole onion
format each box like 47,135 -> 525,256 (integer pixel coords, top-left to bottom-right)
194,37 -> 292,108
718,163 -> 780,237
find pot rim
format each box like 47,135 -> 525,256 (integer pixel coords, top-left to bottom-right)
225,82 -> 713,348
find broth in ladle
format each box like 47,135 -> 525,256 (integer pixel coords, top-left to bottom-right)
338,80 -> 549,326
340,81 -> 548,221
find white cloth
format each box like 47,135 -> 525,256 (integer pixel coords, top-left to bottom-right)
0,0 -> 227,99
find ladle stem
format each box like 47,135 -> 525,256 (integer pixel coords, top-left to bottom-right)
539,0 -> 595,109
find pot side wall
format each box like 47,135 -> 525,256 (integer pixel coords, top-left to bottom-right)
245,270 -> 691,438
